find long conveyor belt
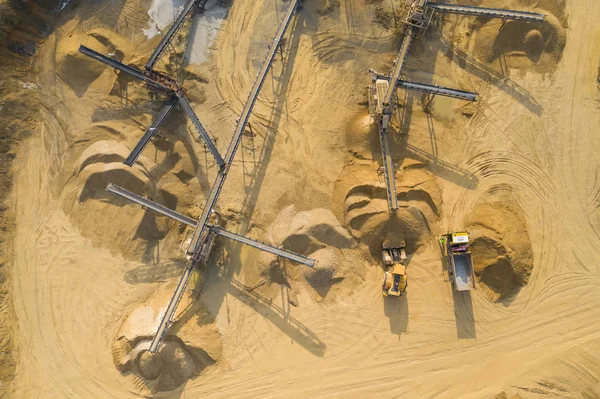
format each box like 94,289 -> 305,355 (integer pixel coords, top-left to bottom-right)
78,45 -> 169,91
106,183 -> 197,226
396,79 -> 477,101
187,0 -> 299,257
148,264 -> 194,352
124,95 -> 178,166
175,90 -> 225,167
427,2 -> 545,22
381,27 -> 415,108
106,184 -> 315,267
378,122 -> 398,211
210,226 -> 316,267
374,72 -> 477,101
145,0 -> 208,70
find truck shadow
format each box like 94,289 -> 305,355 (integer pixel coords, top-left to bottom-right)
383,292 -> 409,337
452,290 -> 476,339
439,239 -> 476,339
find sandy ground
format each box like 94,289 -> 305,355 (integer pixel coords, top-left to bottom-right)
5,0 -> 600,397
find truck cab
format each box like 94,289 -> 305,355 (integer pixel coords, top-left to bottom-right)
443,232 -> 476,291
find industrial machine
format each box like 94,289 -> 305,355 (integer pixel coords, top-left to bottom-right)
381,237 -> 408,297
367,1 -> 544,212
90,0 -> 308,354
441,232 -> 475,291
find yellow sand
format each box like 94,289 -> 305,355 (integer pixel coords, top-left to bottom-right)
5,0 -> 600,397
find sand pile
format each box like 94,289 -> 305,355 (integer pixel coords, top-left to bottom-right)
254,246 -> 353,301
468,3 -> 567,73
55,116 -> 201,259
112,292 -> 221,393
466,198 -> 534,302
250,206 -> 366,300
303,247 -> 342,286
56,30 -> 139,97
269,205 -> 357,253
343,159 -> 441,257
61,147 -> 166,257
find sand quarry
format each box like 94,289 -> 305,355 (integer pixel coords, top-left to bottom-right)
1,0 -> 600,397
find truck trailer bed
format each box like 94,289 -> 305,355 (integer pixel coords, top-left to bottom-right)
452,253 -> 475,291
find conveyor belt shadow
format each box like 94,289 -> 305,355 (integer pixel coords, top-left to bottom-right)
172,250 -> 326,357
439,36 -> 542,115
235,8 -> 304,254
226,277 -> 326,356
124,260 -> 188,284
403,140 -> 479,189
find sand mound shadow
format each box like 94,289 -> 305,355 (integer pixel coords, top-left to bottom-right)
252,206 -> 365,301
471,10 -> 566,73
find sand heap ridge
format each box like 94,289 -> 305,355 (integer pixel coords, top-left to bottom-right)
466,2 -> 567,73
466,197 -> 534,302
241,205 -> 368,301
343,159 -> 442,258
112,295 -> 221,394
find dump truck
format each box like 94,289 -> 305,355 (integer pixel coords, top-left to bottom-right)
441,231 -> 476,291
381,237 -> 408,297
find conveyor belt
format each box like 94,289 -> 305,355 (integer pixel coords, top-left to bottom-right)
382,27 -> 415,108
209,226 -> 316,267
175,90 -> 225,168
148,264 -> 194,352
187,0 -> 299,257
130,0 -> 302,354
124,95 -> 178,166
106,180 -> 315,354
78,45 -> 169,91
106,183 -> 197,226
374,72 -> 477,101
145,0 -> 208,70
106,184 -> 315,266
427,2 -> 545,22
396,79 -> 477,101
378,122 -> 398,211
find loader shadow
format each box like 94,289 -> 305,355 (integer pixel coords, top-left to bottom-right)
383,292 -> 409,337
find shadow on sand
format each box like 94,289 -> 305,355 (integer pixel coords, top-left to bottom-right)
439,240 -> 476,339
452,290 -> 476,339
383,293 -> 409,337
